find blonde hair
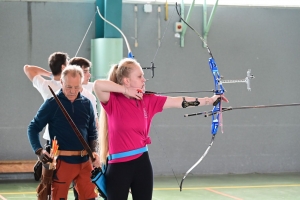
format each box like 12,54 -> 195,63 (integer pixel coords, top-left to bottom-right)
108,58 -> 140,84
61,65 -> 84,83
98,58 -> 140,163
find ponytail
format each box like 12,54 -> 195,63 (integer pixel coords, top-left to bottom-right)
98,64 -> 119,163
107,64 -> 118,83
98,105 -> 109,164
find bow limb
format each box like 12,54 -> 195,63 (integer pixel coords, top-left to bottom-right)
96,6 -> 134,58
96,6 -> 157,77
179,135 -> 215,191
175,3 -> 212,56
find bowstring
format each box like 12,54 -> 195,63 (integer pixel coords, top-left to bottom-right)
152,126 -> 180,187
151,4 -> 181,187
150,4 -> 176,67
74,11 -> 97,57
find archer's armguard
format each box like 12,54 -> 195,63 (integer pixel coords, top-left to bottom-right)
89,139 -> 99,153
182,97 -> 200,108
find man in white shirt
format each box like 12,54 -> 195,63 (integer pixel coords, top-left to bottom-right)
24,52 -> 70,142
24,52 -> 69,100
69,57 -> 94,93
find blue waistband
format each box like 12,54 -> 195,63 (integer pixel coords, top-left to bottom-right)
108,146 -> 148,161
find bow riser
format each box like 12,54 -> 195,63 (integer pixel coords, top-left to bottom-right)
209,58 -> 224,135
209,58 -> 225,95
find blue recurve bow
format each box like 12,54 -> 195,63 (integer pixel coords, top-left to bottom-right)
174,3 -> 225,191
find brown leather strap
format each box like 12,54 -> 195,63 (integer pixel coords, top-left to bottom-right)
58,150 -> 88,157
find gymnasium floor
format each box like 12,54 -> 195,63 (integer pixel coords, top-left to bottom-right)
0,173 -> 300,199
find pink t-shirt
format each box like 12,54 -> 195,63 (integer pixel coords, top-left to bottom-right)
101,92 -> 167,163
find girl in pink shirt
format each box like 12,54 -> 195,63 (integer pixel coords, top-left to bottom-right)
93,58 -> 228,200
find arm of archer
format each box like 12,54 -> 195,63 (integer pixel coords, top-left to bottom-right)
93,80 -> 117,104
23,65 -> 52,82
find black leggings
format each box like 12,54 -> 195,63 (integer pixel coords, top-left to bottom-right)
106,152 -> 153,200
